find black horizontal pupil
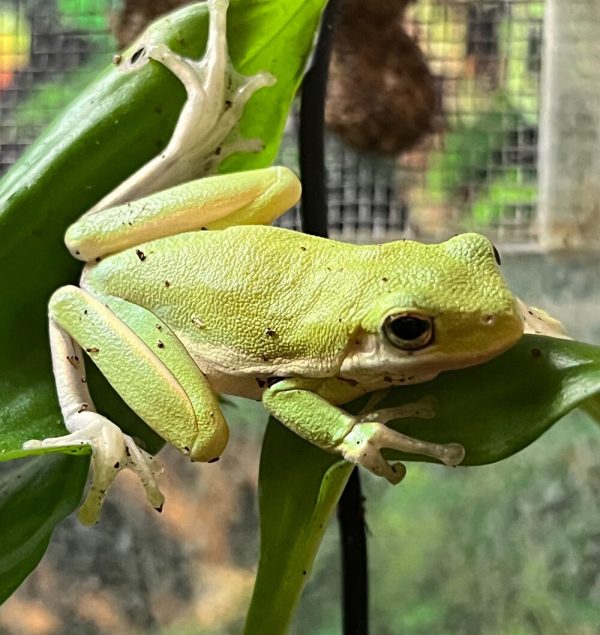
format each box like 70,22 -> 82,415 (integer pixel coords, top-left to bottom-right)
390,317 -> 430,341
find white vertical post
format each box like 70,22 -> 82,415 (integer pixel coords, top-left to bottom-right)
537,0 -> 600,249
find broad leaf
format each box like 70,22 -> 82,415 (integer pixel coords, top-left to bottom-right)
0,0 -> 326,602
0,455 -> 89,603
247,335 -> 600,633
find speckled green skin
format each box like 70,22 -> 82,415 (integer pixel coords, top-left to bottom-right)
81,227 -> 523,401
45,173 -> 524,495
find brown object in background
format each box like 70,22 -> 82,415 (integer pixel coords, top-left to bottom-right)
110,0 -> 189,48
326,0 -> 438,155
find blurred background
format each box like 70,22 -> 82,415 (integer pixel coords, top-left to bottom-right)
1,0 -> 600,633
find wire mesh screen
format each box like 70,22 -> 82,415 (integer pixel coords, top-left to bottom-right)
397,0 -> 543,244
0,0 -> 115,172
0,0 -> 543,244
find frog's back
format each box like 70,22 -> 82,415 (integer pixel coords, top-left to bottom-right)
81,225 -> 373,374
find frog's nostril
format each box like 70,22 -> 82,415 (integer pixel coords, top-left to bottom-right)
130,48 -> 146,65
482,315 -> 496,326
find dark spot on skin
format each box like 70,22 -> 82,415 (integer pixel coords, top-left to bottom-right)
136,249 -> 146,261
262,354 -> 270,362
86,347 -> 99,353
155,503 -> 164,513
81,377 -> 87,383
407,376 -> 415,381
382,277 -> 388,282
66,355 -> 80,367
224,99 -> 232,109
184,446 -> 190,452
84,310 -> 88,315
264,328 -> 277,338
114,461 -> 120,469
130,47 -> 145,64
77,403 -> 88,413
164,280 -> 171,288
75,250 -> 80,255
208,457 -> 220,463
157,340 -> 164,348
215,146 -> 222,156
302,570 -> 307,576
528,310 -> 534,316
399,378 -> 406,383
256,378 -> 266,388
155,106 -> 163,115
531,348 -> 542,358
338,318 -> 342,323
339,377 -> 359,387
125,447 -> 131,456
300,246 -> 307,251
156,324 -> 162,331
326,266 -> 332,271
201,227 -> 208,231
95,257 -> 101,263
384,375 -> 393,383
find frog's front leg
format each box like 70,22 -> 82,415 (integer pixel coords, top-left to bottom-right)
93,0 -> 275,211
24,320 -> 165,524
262,378 -> 465,484
24,286 -> 229,524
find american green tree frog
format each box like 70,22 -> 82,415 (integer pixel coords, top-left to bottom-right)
24,0 -> 530,524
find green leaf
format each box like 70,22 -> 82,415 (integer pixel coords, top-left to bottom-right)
247,335 -> 600,633
0,454 -> 89,604
0,0 -> 326,603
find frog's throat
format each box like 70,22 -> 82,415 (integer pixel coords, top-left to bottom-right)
338,330 -> 522,386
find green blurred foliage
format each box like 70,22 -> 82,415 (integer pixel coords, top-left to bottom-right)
295,413 -> 600,635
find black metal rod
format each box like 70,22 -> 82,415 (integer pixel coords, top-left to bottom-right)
298,1 -> 369,633
337,468 -> 369,635
299,0 -> 337,238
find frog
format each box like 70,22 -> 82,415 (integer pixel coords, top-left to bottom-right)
22,162 -> 525,523
22,0 -> 526,524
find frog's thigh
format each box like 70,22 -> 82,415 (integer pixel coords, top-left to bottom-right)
66,167 -> 301,261
50,285 -> 229,461
263,378 -> 464,484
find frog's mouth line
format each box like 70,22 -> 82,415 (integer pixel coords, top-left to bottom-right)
338,325 -> 523,386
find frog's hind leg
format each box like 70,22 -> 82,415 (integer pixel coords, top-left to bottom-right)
66,167 -> 301,261
92,0 -> 275,211
24,285 -> 229,524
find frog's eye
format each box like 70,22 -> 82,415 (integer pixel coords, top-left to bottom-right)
383,314 -> 434,351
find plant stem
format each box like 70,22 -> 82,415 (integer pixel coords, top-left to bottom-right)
337,468 -> 369,635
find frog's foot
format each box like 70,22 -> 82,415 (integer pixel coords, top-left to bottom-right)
138,39 -> 275,176
24,412 -> 164,525
338,402 -> 465,484
100,0 -> 274,209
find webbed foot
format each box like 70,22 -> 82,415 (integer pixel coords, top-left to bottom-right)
97,0 -> 275,209
24,412 -> 164,525
338,400 -> 465,484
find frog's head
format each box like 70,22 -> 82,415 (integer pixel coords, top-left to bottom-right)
340,233 -> 523,383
